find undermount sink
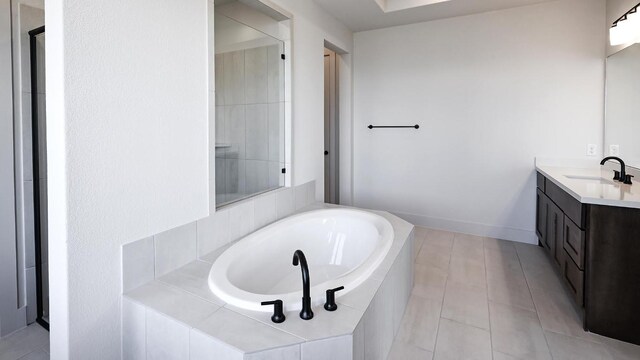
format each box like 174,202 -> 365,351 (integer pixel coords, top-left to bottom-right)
564,175 -> 615,185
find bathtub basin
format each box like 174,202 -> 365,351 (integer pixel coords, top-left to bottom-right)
208,208 -> 394,312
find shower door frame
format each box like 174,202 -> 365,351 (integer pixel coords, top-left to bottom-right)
28,24 -> 48,331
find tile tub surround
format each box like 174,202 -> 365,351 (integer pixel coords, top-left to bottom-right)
121,181 -> 316,294
121,203 -> 415,359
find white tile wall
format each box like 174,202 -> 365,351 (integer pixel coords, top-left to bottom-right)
392,238 -> 413,335
215,43 -> 286,206
146,309 -> 190,360
363,265 -> 395,360
126,281 -> 219,327
246,160 -> 269,194
194,308 -> 304,353
246,345 -> 300,360
244,47 -> 268,104
154,222 -> 197,277
196,209 -> 230,258
276,187 -> 295,218
224,105 -> 246,160
190,328 -> 243,360
253,192 -> 277,229
215,54 -> 224,106
223,51 -> 245,105
123,182 -> 316,290
122,298 -> 146,360
246,104 -> 269,160
301,335 -> 352,360
294,183 -> 311,211
268,103 -> 283,162
122,236 -> 155,292
157,260 -> 225,306
267,45 -> 284,104
228,199 -> 255,242
352,320 -> 365,360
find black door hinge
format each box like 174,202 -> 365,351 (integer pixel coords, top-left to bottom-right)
281,168 -> 286,174
281,54 -> 285,60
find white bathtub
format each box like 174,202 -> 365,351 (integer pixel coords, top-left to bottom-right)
208,208 -> 394,312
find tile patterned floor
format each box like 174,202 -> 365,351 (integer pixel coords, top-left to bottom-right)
3,227 -> 640,360
0,324 -> 49,360
389,227 -> 640,360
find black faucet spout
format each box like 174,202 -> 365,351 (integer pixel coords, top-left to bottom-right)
601,156 -> 626,182
292,250 -> 314,320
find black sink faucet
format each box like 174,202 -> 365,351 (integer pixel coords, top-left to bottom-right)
600,156 -> 626,182
292,250 -> 314,320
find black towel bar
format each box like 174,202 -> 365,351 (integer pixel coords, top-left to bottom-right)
368,124 -> 419,129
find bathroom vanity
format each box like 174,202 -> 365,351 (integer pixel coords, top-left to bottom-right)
535,165 -> 640,345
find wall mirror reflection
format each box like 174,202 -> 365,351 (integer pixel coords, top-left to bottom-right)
605,43 -> 640,170
214,3 -> 286,207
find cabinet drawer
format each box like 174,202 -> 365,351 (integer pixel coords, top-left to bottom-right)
562,250 -> 584,307
545,180 -> 585,228
564,215 -> 585,270
537,172 -> 546,192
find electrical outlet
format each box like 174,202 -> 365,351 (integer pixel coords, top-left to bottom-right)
609,144 -> 620,156
587,144 -> 597,156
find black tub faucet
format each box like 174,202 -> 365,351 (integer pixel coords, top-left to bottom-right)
261,299 -> 286,323
292,250 -> 313,320
601,156 -> 626,182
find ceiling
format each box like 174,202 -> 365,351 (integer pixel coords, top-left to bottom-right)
313,0 -> 555,32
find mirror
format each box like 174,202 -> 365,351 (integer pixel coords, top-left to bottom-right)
605,43 -> 640,169
214,9 -> 286,207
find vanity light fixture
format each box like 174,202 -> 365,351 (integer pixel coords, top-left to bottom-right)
610,2 -> 640,46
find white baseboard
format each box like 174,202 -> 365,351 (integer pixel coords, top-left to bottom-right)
392,211 -> 538,245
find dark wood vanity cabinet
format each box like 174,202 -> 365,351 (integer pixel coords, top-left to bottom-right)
536,172 -> 640,345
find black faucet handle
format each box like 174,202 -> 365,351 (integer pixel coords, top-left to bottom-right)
614,170 -> 621,181
324,286 -> 345,311
624,174 -> 634,185
261,300 -> 286,323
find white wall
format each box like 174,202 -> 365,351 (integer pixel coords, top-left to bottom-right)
0,0 -> 21,338
353,0 -> 606,243
606,0 -> 639,56
46,0 -> 209,357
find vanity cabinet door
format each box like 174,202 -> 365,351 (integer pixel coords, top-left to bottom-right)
547,201 -> 564,264
549,202 -> 564,266
536,189 -> 548,245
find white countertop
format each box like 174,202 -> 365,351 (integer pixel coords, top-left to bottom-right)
536,165 -> 640,209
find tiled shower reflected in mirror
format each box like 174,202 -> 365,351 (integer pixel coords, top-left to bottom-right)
214,12 -> 285,207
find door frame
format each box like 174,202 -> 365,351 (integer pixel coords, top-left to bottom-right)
323,40 -> 353,205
